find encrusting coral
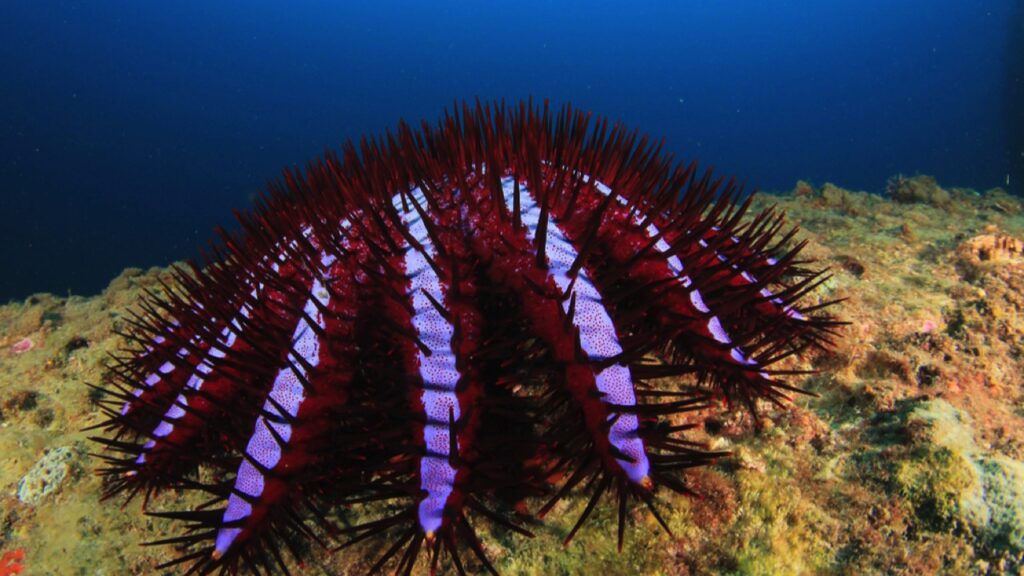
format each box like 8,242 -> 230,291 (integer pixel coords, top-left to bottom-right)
0,549 -> 25,576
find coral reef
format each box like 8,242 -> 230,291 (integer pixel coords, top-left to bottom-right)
0,174 -> 1022,574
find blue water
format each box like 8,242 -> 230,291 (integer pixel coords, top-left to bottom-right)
1,1 -> 1019,301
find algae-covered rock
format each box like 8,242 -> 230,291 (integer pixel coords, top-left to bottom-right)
820,182 -> 859,212
982,187 -> 1023,215
903,400 -> 1024,553
791,179 -> 815,197
886,174 -> 952,207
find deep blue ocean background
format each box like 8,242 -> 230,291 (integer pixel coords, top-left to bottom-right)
1,1 -> 1021,302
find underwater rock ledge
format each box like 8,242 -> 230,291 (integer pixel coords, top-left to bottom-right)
0,176 -> 1022,575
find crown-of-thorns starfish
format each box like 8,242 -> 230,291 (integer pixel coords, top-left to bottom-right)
91,100 -> 841,575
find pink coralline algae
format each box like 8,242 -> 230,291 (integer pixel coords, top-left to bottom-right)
11,338 -> 34,355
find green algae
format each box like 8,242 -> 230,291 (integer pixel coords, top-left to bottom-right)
495,503 -> 669,576
728,469 -> 836,576
892,444 -> 974,530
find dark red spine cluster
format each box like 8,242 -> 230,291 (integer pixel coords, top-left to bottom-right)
91,100 -> 841,575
